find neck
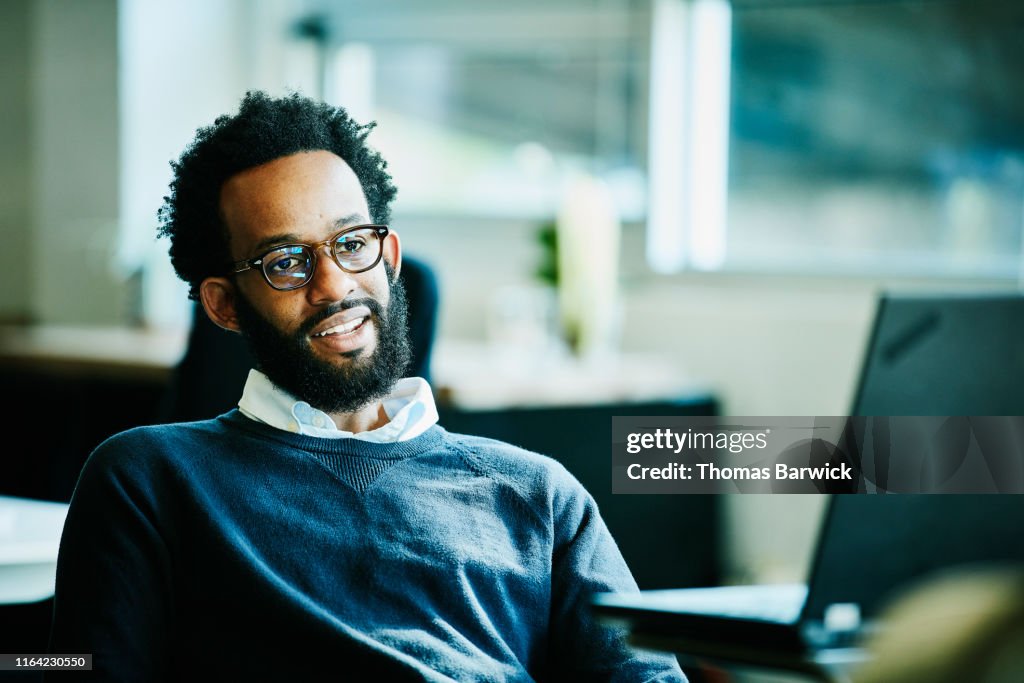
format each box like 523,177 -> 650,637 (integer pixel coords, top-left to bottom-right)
329,401 -> 390,433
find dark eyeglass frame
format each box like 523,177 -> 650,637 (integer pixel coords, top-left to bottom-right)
231,224 -> 390,291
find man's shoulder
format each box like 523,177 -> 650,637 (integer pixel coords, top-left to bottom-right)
85,415 -> 238,477
444,431 -> 561,468
100,415 -> 235,449
441,430 -> 583,496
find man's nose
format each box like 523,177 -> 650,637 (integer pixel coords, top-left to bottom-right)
305,246 -> 358,305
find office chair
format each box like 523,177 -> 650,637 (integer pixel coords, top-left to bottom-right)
160,255 -> 438,423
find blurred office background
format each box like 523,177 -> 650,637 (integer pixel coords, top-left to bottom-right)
1,0 -> 1023,603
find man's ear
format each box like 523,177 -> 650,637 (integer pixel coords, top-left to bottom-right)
199,277 -> 243,333
383,230 -> 402,280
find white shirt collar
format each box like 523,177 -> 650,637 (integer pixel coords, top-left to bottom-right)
237,369 -> 439,443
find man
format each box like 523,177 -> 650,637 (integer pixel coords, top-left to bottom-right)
49,92 -> 685,681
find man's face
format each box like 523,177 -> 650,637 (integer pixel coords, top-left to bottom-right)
216,150 -> 410,413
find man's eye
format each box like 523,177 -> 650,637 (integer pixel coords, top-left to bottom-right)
268,256 -> 304,272
337,239 -> 365,255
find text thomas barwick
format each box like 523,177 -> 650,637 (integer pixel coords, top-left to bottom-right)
626,462 -> 853,481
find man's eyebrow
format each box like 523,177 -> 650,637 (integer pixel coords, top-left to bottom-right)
249,214 -> 371,255
250,232 -> 303,255
333,213 -> 371,229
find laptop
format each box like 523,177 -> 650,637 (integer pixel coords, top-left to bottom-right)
590,293 -> 1024,661
592,495 -> 1024,656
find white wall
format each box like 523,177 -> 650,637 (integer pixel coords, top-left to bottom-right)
0,0 -> 33,322
26,0 -> 124,324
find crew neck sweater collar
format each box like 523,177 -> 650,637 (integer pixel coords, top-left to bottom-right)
218,410 -> 450,460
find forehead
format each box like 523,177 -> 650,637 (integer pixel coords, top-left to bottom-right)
219,150 -> 370,253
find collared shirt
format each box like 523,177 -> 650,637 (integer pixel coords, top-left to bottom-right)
237,369 -> 439,442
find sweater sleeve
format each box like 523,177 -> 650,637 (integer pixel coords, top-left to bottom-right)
547,473 -> 686,682
47,435 -> 173,682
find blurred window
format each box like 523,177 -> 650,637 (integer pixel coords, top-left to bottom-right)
723,0 -> 1024,278
325,2 -> 650,222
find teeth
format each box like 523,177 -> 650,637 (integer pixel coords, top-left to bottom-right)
314,317 -> 366,337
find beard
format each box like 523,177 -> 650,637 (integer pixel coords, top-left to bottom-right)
234,264 -> 412,414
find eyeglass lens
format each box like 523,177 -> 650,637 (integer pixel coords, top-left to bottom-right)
262,227 -> 382,290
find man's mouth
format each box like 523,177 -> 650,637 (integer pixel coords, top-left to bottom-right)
312,316 -> 368,338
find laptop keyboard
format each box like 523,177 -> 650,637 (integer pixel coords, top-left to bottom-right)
601,584 -> 809,624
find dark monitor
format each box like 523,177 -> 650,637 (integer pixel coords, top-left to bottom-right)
804,495 -> 1024,624
851,293 -> 1024,416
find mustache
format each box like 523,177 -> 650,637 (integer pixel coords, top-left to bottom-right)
297,297 -> 385,338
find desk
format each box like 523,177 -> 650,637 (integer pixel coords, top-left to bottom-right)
0,496 -> 69,605
433,340 -> 711,410
0,324 -> 186,382
626,631 -> 866,683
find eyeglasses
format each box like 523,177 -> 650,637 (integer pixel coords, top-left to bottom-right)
232,224 -> 390,291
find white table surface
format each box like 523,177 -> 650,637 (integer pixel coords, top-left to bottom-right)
0,496 -> 69,604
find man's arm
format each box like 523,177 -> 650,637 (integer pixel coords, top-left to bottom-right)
47,437 -> 173,681
547,477 -> 686,682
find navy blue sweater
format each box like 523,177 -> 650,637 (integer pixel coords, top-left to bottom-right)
49,411 -> 684,681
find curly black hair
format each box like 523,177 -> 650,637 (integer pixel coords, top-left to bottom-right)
157,91 -> 398,300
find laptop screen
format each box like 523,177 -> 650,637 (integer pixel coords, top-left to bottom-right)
803,495 -> 1024,624
850,293 -> 1024,416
